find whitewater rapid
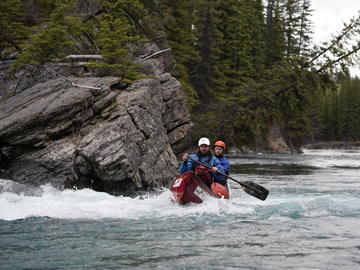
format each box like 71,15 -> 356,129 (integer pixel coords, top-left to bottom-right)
1,177 -> 359,221
2,150 -> 360,270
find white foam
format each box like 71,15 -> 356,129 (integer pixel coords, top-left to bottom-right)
301,149 -> 360,169
0,180 -> 254,221
1,178 -> 359,221
302,149 -> 360,156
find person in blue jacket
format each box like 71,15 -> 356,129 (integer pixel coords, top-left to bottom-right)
179,137 -> 226,186
214,140 -> 230,177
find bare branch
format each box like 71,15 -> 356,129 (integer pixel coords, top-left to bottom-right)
135,48 -> 172,63
303,14 -> 360,68
316,45 -> 360,73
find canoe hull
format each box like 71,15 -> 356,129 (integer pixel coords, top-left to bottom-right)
169,172 -> 230,204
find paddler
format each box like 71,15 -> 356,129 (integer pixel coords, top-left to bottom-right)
179,137 -> 226,186
214,140 -> 230,178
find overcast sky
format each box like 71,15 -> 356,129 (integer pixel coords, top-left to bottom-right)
311,0 -> 360,44
310,0 -> 360,75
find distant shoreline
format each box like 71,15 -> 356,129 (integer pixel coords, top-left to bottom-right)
303,141 -> 360,150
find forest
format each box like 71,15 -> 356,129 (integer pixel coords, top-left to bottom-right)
1,0 -> 360,149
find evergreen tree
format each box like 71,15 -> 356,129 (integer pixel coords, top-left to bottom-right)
353,78 -> 360,139
338,76 -> 352,139
210,0 -> 267,95
13,0 -> 83,69
191,0 -> 225,100
319,76 -> 360,141
296,0 -> 313,64
337,75 -> 360,140
216,0 -> 252,91
282,0 -> 313,65
0,0 -> 27,58
324,90 -> 340,140
265,0 -> 285,65
249,0 -> 267,74
87,0 -> 147,79
13,0 -> 148,80
6,0 -> 360,148
159,0 -> 200,106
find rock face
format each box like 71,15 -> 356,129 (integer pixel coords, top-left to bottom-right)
265,122 -> 292,154
0,62 -> 192,195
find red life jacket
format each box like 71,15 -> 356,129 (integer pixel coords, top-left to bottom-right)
194,165 -> 213,186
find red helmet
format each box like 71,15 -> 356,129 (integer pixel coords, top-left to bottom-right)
214,141 -> 226,149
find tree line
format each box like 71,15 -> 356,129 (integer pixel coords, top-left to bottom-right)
319,76 -> 360,141
1,0 -> 360,147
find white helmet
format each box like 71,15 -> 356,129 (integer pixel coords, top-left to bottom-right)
198,137 -> 210,146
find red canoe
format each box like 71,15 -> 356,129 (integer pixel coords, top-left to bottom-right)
169,172 -> 230,204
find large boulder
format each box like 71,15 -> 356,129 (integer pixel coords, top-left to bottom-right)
0,69 -> 192,195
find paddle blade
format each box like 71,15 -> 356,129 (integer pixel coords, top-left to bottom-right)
241,181 -> 269,201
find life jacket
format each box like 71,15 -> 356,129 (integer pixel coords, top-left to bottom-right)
194,165 -> 213,186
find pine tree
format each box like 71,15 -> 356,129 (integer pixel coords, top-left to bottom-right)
13,0 -> 83,70
191,0 -> 225,100
212,0 -> 267,93
13,0 -> 148,79
296,0 -> 313,64
318,75 -> 360,141
337,75 -> 360,140
282,0 -> 313,65
216,0 -> 248,91
353,78 -> 360,139
88,14 -> 139,78
159,0 -> 200,106
0,0 -> 27,58
249,0 -> 267,74
87,0 -> 147,79
265,0 -> 285,65
338,75 -> 351,139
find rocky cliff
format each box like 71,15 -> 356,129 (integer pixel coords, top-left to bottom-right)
0,47 -> 192,195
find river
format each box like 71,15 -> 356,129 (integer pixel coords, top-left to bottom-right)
1,149 -> 359,269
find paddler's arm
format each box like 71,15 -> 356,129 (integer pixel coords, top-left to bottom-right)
211,157 -> 226,184
179,153 -> 194,173
220,158 -> 230,176
212,157 -> 225,174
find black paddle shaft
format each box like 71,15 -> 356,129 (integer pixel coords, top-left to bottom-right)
188,156 -> 269,201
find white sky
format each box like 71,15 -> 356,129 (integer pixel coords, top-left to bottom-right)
311,0 -> 360,43
310,0 -> 360,76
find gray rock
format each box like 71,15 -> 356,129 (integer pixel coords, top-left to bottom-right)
0,63 -> 69,99
0,67 -> 192,195
2,139 -> 76,188
265,121 -> 292,154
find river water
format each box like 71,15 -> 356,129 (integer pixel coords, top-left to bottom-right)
1,149 -> 360,269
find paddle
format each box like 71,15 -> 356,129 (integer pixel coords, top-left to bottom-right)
188,156 -> 269,201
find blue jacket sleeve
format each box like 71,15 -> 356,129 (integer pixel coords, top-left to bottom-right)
211,157 -> 226,185
221,158 -> 230,175
179,161 -> 190,174
178,154 -> 197,174
212,157 -> 224,173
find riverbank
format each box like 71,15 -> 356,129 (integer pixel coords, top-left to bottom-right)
303,141 -> 360,150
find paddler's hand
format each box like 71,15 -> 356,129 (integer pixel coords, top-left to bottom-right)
182,153 -> 189,161
210,167 -> 218,173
